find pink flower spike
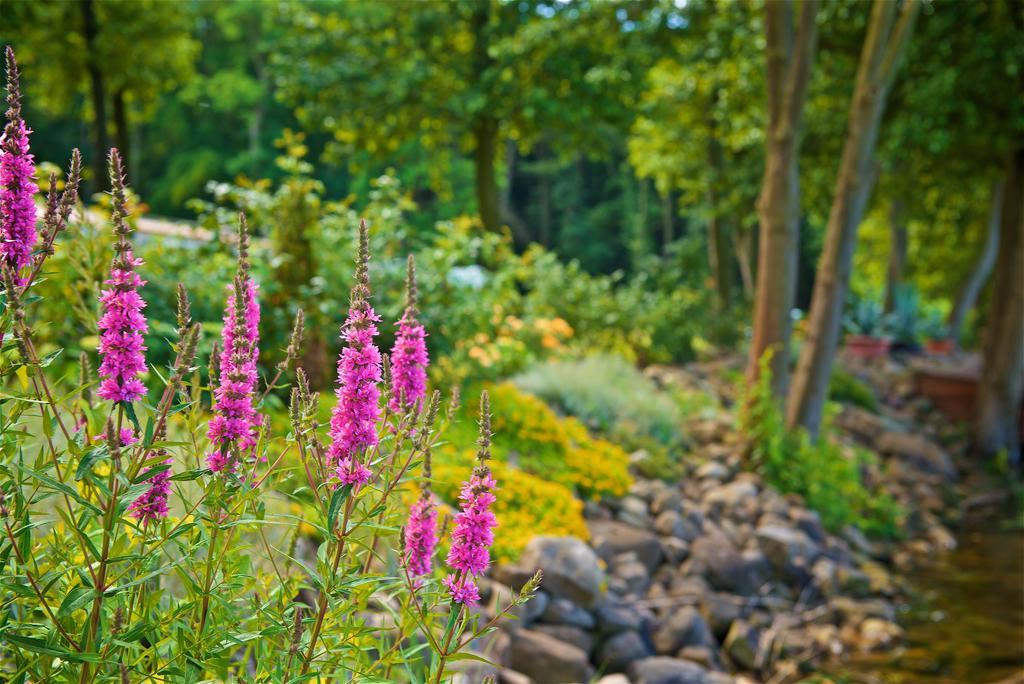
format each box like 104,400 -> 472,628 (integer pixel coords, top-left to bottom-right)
1,48 -> 37,279
206,216 -> 262,472
96,150 -> 148,404
404,493 -> 439,578
390,255 -> 429,415
326,220 -> 381,488
444,393 -> 497,606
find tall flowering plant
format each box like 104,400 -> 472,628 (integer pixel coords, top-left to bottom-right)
0,49 -> 539,683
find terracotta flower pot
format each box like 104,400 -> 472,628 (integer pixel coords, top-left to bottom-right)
844,334 -> 892,360
924,338 -> 955,356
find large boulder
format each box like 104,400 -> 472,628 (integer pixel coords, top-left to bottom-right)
519,536 -> 604,608
652,606 -> 717,655
508,629 -> 594,684
689,532 -> 766,595
876,431 -> 956,481
596,630 -> 652,672
589,520 -> 664,572
627,656 -> 716,684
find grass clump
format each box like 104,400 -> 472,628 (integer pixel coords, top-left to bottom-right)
513,354 -> 683,454
829,367 -> 878,411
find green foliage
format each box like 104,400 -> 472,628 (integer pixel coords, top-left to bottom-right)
841,294 -> 888,337
741,353 -> 900,537
513,355 -> 683,453
828,368 -> 878,412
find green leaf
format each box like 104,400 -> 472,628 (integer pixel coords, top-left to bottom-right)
327,483 -> 353,533
22,467 -> 102,515
3,633 -> 102,663
57,586 -> 94,618
75,445 -> 109,481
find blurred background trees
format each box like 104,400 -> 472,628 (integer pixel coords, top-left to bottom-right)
2,0 -> 1021,458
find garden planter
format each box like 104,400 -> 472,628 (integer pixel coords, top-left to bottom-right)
924,338 -> 955,356
843,334 -> 892,360
913,367 -> 978,421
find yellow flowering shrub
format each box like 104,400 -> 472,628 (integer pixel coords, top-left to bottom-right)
431,456 -> 588,563
444,383 -> 632,501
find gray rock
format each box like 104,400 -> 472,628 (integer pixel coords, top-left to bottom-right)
661,537 -> 690,564
508,629 -> 594,684
613,557 -> 651,595
704,481 -> 759,512
595,600 -> 645,635
700,593 -> 741,640
596,630 -> 651,672
689,532 -> 766,595
620,495 -> 652,527
493,564 -> 539,592
499,669 -> 533,684
695,461 -> 729,480
628,656 -> 715,684
653,606 -> 717,655
755,525 -> 820,582
519,536 -> 604,608
790,509 -> 827,543
589,520 -> 664,572
541,597 -> 596,630
858,617 -> 904,651
532,624 -> 594,656
596,675 -> 632,684
651,488 -> 685,515
876,431 -> 957,481
676,645 -> 722,671
830,596 -> 896,623
723,620 -> 763,670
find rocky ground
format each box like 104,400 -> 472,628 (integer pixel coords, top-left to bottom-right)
457,355 -> 993,684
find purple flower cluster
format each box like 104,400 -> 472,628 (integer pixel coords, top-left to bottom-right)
97,151 -> 148,404
129,457 -> 172,522
1,48 -> 37,279
404,493 -> 439,578
207,275 -> 262,472
326,221 -> 381,487
390,257 -> 429,415
444,468 -> 498,605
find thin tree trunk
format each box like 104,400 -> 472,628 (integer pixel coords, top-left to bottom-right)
747,0 -> 819,396
883,197 -> 907,313
948,177 -> 1005,345
661,191 -> 674,253
473,118 -> 500,232
113,88 -> 129,180
733,227 -> 755,299
786,0 -> 919,437
707,129 -> 734,310
975,150 -> 1024,464
500,139 -> 531,245
470,1 -> 500,233
81,0 -> 109,191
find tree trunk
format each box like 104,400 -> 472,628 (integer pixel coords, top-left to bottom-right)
883,197 -> 907,313
500,139 -> 531,245
733,227 -> 755,300
473,117 -> 500,232
948,177 -> 1004,345
80,0 -> 109,191
470,1 -> 500,233
661,191 -> 674,252
975,149 -> 1024,464
707,129 -> 734,310
113,88 -> 129,181
787,0 -> 919,437
747,0 -> 819,396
